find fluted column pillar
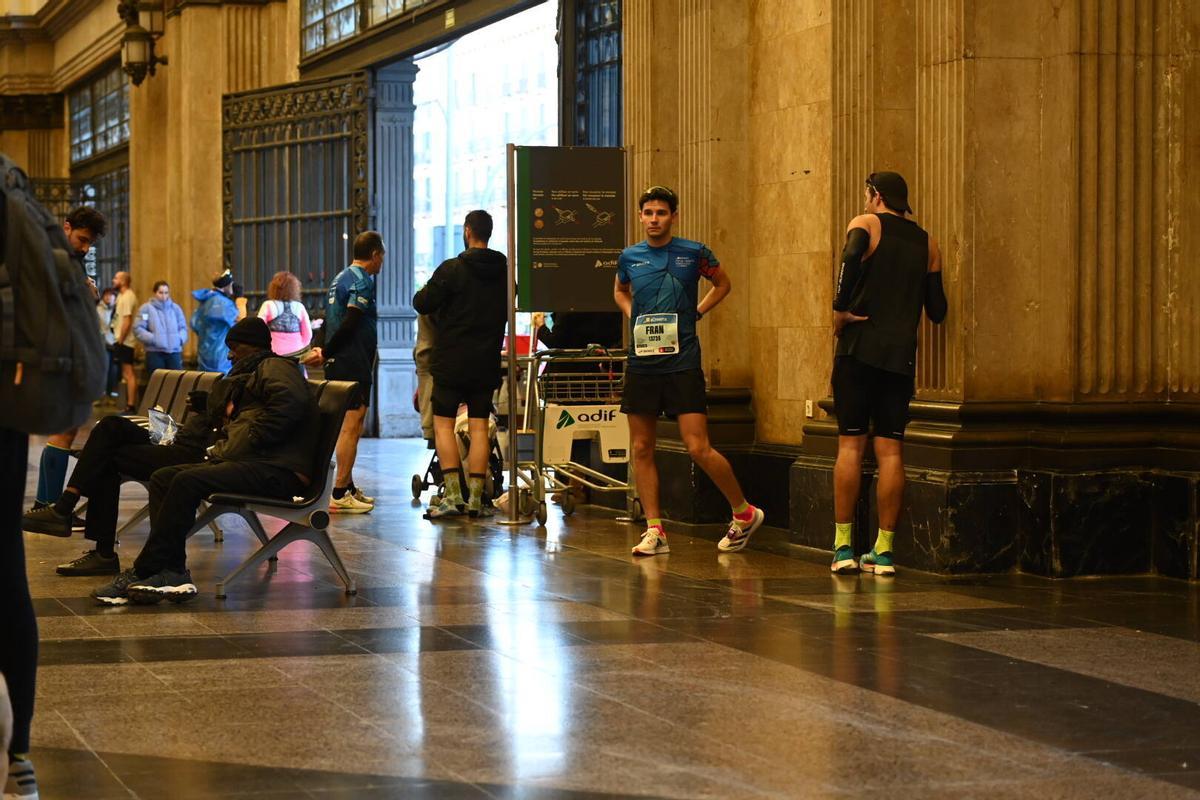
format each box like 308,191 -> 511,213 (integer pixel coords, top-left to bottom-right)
373,59 -> 420,437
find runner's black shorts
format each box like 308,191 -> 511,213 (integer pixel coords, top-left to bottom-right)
832,356 -> 914,440
620,368 -> 707,418
432,383 -> 494,419
324,363 -> 372,409
111,343 -> 135,365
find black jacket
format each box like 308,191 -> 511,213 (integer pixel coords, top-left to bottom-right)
207,355 -> 319,479
412,247 -> 508,390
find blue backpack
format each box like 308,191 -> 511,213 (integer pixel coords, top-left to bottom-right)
0,155 -> 106,433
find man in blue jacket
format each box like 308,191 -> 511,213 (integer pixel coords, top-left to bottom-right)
191,270 -> 239,373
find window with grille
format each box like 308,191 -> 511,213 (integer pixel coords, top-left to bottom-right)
369,0 -> 433,26
68,65 -> 129,164
302,0 -> 361,56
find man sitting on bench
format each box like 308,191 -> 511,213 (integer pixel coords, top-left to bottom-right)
21,326 -> 298,577
91,318 -> 319,605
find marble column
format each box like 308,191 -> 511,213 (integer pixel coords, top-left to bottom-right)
372,59 -> 420,437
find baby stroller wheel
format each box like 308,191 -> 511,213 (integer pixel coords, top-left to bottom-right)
411,474 -> 423,500
535,501 -> 548,526
562,491 -> 576,516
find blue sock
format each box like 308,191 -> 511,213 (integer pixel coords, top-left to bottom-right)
37,445 -> 71,505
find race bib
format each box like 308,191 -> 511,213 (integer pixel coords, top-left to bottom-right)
633,313 -> 679,357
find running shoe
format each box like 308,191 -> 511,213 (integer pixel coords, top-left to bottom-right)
330,492 -> 374,514
127,569 -> 198,605
57,550 -> 120,576
831,545 -> 859,574
92,568 -> 140,606
351,487 -> 375,505
21,504 -> 72,537
717,505 -> 765,553
632,528 -> 670,556
5,757 -> 39,799
859,549 -> 896,576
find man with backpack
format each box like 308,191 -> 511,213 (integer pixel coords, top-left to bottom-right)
1,154 -> 108,800
26,206 -> 108,527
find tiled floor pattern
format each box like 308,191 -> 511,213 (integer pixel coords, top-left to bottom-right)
16,436 -> 1200,798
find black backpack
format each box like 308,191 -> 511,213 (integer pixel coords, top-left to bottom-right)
0,155 -> 106,434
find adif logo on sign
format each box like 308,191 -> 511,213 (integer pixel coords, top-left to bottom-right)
556,409 -> 576,429
575,409 -> 617,423
594,259 -> 618,269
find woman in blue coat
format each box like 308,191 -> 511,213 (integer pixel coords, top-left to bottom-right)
191,270 -> 239,373
134,281 -> 189,376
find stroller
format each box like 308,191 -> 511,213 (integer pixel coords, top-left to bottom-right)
410,408 -> 505,503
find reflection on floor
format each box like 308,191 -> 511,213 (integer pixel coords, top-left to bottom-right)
20,437 -> 1200,799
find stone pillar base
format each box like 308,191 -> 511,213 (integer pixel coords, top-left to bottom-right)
795,402 -> 1200,579
376,348 -> 420,438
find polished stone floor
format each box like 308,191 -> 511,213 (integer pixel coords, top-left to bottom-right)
18,436 -> 1200,798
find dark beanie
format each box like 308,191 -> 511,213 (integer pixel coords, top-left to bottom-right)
225,317 -> 271,350
213,269 -> 234,289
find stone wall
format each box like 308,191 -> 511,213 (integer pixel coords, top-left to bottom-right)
624,0 -> 835,446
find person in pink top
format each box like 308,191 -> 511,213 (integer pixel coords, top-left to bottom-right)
257,271 -> 313,357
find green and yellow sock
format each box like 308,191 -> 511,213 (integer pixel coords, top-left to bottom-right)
873,528 -> 894,555
443,469 -> 465,505
467,473 -> 486,509
834,522 -> 853,551
647,517 -> 665,535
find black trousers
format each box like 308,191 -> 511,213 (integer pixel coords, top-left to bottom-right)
69,415 -> 202,549
1,427 -> 36,755
134,460 -> 303,576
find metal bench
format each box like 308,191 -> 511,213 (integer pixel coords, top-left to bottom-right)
184,378 -> 359,598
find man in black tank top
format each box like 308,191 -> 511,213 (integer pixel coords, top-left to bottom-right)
828,172 -> 947,576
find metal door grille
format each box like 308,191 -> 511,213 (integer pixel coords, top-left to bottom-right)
222,72 -> 372,313
32,167 -> 130,290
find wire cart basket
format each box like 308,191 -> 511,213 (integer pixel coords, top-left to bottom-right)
510,347 -> 640,526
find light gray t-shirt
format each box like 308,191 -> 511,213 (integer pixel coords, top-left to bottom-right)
115,289 -> 138,347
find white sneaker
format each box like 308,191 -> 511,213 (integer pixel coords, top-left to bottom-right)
632,528 -> 670,556
718,505 -> 765,553
330,492 -> 373,514
352,487 -> 375,505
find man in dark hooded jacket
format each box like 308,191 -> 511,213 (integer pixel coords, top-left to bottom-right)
91,317 -> 319,605
412,209 -> 508,519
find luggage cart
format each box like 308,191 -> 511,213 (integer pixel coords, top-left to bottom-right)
512,347 -> 639,526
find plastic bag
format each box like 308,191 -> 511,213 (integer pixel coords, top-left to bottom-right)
148,406 -> 178,445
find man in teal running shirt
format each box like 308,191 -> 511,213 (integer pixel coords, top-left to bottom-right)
614,186 -> 764,557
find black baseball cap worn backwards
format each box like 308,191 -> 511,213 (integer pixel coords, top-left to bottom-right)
867,171 -> 912,214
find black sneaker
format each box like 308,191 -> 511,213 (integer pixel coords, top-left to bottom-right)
92,568 -> 140,606
57,549 -> 120,576
22,504 -> 72,537
127,569 -> 198,605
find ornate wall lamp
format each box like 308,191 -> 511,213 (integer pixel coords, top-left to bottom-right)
118,1 -> 167,86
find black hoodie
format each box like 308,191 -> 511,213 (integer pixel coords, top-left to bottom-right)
413,247 -> 508,390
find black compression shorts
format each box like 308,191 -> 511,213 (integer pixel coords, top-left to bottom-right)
832,356 -> 914,440
620,369 -> 707,418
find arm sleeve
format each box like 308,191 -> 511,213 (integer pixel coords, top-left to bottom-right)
833,228 -> 870,311
323,305 -> 363,356
924,272 -> 948,323
257,302 -> 274,323
176,306 -> 188,340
